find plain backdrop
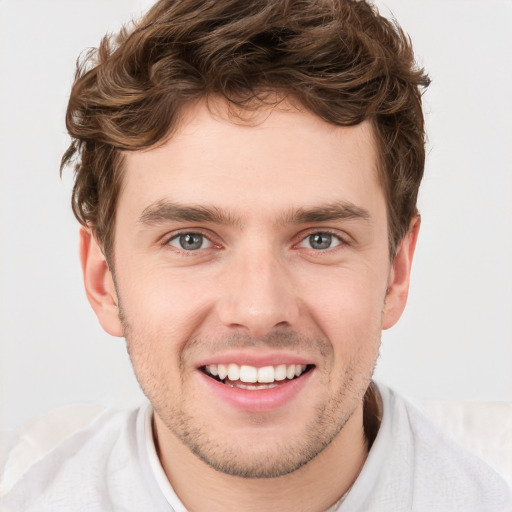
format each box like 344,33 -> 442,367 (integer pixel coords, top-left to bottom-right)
1,0 -> 511,431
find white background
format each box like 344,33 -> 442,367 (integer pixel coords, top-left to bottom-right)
1,0 -> 511,431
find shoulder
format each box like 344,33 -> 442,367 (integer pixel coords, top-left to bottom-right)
0,404 -> 149,512
381,384 -> 512,511
1,404 -> 109,494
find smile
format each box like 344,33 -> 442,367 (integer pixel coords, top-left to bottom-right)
201,363 -> 314,390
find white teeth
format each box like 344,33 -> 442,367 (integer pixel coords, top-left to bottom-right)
232,382 -> 279,390
205,363 -> 309,384
257,366 -> 275,383
239,365 -> 258,383
227,363 -> 240,381
217,364 -> 228,380
274,364 -> 287,381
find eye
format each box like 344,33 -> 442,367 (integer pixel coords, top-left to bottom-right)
299,232 -> 342,250
168,232 -> 212,251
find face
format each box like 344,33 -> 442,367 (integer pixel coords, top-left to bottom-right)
83,98 -> 417,478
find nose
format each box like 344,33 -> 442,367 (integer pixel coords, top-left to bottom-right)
216,247 -> 301,338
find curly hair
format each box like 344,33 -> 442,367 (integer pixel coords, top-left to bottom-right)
62,0 -> 430,261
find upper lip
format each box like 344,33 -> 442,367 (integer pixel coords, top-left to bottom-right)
195,350 -> 315,369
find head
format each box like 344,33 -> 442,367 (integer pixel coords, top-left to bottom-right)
65,0 -> 429,480
63,0 -> 429,263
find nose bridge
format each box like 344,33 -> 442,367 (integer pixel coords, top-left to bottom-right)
217,241 -> 299,336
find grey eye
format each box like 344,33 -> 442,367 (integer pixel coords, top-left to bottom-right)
299,232 -> 341,250
309,233 -> 332,250
168,233 -> 211,251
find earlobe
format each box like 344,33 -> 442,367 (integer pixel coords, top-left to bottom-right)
382,216 -> 421,330
80,227 -> 124,337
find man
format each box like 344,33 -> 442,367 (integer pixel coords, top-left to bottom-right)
0,0 -> 510,510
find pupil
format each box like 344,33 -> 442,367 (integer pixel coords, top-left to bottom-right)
180,233 -> 202,250
310,233 -> 331,250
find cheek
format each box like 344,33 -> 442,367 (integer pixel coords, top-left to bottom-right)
296,265 -> 386,380
117,262 -> 214,339
299,264 -> 387,338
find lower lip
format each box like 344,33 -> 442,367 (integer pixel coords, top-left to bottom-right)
198,369 -> 313,412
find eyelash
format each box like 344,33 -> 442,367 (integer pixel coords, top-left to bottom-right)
163,229 -> 348,255
165,230 -> 219,254
293,229 -> 348,252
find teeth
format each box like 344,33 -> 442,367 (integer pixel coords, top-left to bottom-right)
274,364 -> 287,381
217,364 -> 228,380
227,364 -> 240,381
230,382 -> 279,390
205,363 -> 308,384
239,365 -> 258,383
258,366 -> 275,383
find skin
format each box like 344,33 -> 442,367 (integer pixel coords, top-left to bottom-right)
81,98 -> 419,512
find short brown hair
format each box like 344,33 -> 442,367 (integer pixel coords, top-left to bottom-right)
62,0 -> 430,261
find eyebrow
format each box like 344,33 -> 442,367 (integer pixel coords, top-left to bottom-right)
280,201 -> 371,225
139,200 -> 243,226
138,200 -> 371,227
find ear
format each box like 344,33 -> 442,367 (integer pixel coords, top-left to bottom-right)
382,216 -> 420,330
79,227 -> 124,337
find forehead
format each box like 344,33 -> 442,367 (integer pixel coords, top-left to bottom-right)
118,97 -> 383,222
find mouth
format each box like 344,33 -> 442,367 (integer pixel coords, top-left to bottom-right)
200,363 -> 315,390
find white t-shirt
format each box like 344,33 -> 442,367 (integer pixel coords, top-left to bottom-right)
1,383 -> 510,512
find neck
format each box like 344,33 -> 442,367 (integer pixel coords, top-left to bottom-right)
154,404 -> 369,512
